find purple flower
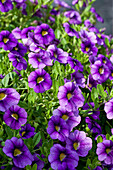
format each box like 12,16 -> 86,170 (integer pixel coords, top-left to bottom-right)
53,106 -> 81,132
109,66 -> 113,80
0,0 -> 13,12
0,74 -> 5,80
3,105 -> 27,130
63,22 -> 79,38
19,124 -> 35,139
66,130 -> 92,157
28,69 -> 52,93
34,23 -> 55,45
3,137 -> 34,168
28,49 -> 52,69
58,82 -> 84,114
32,153 -> 45,170
47,115 -> 69,142
48,144 -> 79,170
0,88 -> 20,112
47,44 -> 68,64
12,27 -> 21,39
85,117 -> 102,134
91,60 -> 110,83
97,54 -> 112,68
104,98 -> 113,119
67,57 -> 83,72
87,74 -> 97,91
8,52 -> 27,71
64,10 -> 81,25
80,29 -> 97,44
0,31 -> 17,51
82,102 -> 100,120
54,0 -> 71,8
81,41 -> 98,56
11,42 -> 27,56
90,7 -> 104,23
96,140 -> 113,165
72,0 -> 78,5
71,71 -> 85,88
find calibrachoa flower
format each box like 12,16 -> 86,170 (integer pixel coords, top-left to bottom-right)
47,44 -> 68,64
11,42 -> 27,56
48,144 -> 79,170
71,71 -> 85,88
96,140 -> 113,165
3,105 -> 27,130
34,23 -> 55,45
58,82 -> 84,115
87,74 -> 97,91
0,0 -> 13,12
28,69 -> 52,93
3,137 -> 34,168
67,57 -> 84,72
8,52 -> 27,71
104,98 -> 113,119
81,41 -> 98,56
0,30 -> 17,51
47,115 -> 69,142
0,88 -> 20,112
63,22 -> 79,38
19,124 -> 35,139
53,106 -> 81,132
32,153 -> 45,170
12,27 -> 21,39
64,10 -> 81,25
66,130 -> 92,157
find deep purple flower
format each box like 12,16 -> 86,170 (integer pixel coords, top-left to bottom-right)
0,31 -> 17,51
96,140 -> 113,165
47,44 -> 68,64
67,57 -> 83,72
85,117 -> 102,134
53,106 -> 81,132
91,60 -> 110,83
11,42 -> 27,56
83,102 -> 100,120
54,0 -> 71,8
104,98 -> 113,119
80,29 -> 97,44
12,27 -> 21,39
8,52 -> 27,71
90,7 -> 104,23
32,153 -> 45,170
0,88 -> 20,112
28,49 -> 52,69
72,0 -> 78,5
71,71 -> 85,88
81,41 -> 98,56
47,115 -> 69,142
0,0 -> 13,12
87,74 -> 97,91
66,130 -> 92,157
3,105 -> 27,130
63,22 -> 79,38
28,69 -> 52,93
97,54 -> 112,68
3,137 -> 34,168
109,66 -> 113,80
64,10 -> 81,25
48,144 -> 79,170
34,23 -> 55,45
19,124 -> 35,139
58,82 -> 84,114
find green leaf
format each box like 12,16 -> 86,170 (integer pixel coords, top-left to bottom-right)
105,38 -> 110,47
97,135 -> 103,143
33,132 -> 41,147
91,87 -> 98,101
31,164 -> 37,170
106,134 -> 110,140
2,74 -> 9,87
5,126 -> 13,138
28,89 -> 37,103
26,165 -> 31,170
97,84 -> 107,99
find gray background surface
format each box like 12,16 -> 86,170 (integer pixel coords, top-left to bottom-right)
63,0 -> 113,35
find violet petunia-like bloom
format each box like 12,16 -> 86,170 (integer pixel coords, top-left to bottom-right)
12,27 -> 21,39
66,130 -> 92,157
0,88 -> 20,112
32,153 -> 45,170
63,22 -> 79,38
91,60 -> 110,83
19,124 -> 35,139
53,106 -> 81,132
28,69 -> 52,93
72,0 -> 78,5
48,144 -> 79,170
47,44 -> 68,64
0,30 -> 17,51
47,115 -> 69,142
96,140 -> 113,165
3,105 -> 27,130
34,23 -> 55,45
81,41 -> 98,56
8,52 -> 27,71
0,0 -> 13,12
104,98 -> 113,119
11,42 -> 27,56
71,71 -> 85,88
64,10 -> 81,25
58,82 -> 84,115
54,0 -> 71,8
87,74 -> 97,91
67,57 -> 83,72
3,137 -> 34,168
28,49 -> 52,69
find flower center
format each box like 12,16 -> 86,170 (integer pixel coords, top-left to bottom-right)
14,148 -> 22,156
55,125 -> 60,132
111,73 -> 113,77
1,0 -> 6,3
85,47 -> 89,52
3,38 -> 9,44
67,93 -> 72,100
73,142 -> 79,150
42,31 -> 48,36
99,67 -> 104,74
106,148 -> 111,154
37,57 -> 41,62
62,114 -> 69,121
0,93 -> 6,100
15,47 -> 18,51
22,131 -> 26,136
37,77 -> 44,84
11,113 -> 18,120
103,59 -> 106,64
54,53 -> 57,58
88,83 -> 92,88
59,153 -> 66,161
